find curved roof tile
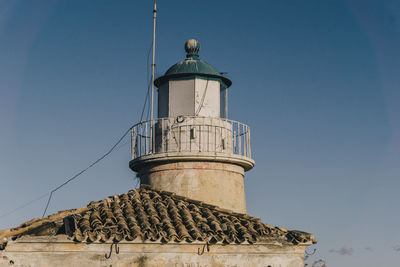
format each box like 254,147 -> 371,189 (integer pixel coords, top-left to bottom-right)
0,186 -> 316,247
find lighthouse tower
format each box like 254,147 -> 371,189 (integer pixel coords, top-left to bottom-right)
0,39 -> 316,267
129,39 -> 255,213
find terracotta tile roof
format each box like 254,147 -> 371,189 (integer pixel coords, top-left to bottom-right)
0,186 -> 316,246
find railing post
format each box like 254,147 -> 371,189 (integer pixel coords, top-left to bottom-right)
215,125 -> 217,152
243,124 -> 245,156
207,125 -> 210,152
248,128 -> 251,158
238,124 -> 242,155
247,126 -> 250,158
145,122 -> 148,155
161,118 -> 164,153
152,120 -> 155,154
165,118 -> 169,152
244,125 -> 247,157
179,126 -> 181,152
131,128 -> 134,160
199,124 -> 201,152
139,124 -> 142,157
233,130 -> 236,154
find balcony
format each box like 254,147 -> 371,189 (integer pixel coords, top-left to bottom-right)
130,116 -> 254,170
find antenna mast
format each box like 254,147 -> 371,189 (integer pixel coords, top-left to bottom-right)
150,0 -> 157,121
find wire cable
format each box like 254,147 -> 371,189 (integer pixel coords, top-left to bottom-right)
140,81 -> 151,121
41,127 -> 131,218
195,78 -> 209,116
0,193 -> 50,219
139,41 -> 154,122
1,42 -> 154,222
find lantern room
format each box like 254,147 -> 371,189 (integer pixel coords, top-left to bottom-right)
154,39 -> 231,119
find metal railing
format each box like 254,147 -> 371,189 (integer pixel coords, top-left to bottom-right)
130,116 -> 251,161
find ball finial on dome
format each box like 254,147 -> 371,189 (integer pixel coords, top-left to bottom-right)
185,39 -> 200,59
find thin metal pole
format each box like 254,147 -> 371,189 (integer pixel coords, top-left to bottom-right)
150,0 -> 157,121
149,1 -> 157,156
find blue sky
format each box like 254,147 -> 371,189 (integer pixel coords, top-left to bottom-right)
0,0 -> 399,266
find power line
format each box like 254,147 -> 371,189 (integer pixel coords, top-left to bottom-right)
195,78 -> 209,116
0,127 -> 130,220
146,40 -> 152,88
0,38 -> 154,223
140,41 -> 154,122
0,193 -> 49,219
140,80 -> 151,122
41,127 -> 131,218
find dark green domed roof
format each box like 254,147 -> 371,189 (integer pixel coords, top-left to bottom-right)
164,59 -> 221,77
154,39 -> 232,88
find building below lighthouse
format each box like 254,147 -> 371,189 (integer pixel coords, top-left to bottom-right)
0,40 -> 316,267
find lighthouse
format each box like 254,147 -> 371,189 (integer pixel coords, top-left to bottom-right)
129,39 -> 255,214
0,39 -> 316,267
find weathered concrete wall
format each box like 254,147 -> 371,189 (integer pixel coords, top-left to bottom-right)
138,161 -> 247,213
0,237 -> 308,267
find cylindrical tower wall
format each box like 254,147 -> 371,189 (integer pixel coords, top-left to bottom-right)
137,161 -> 247,213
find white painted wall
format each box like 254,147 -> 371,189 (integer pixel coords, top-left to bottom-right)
194,78 -> 220,117
0,237 -> 309,267
157,78 -> 223,119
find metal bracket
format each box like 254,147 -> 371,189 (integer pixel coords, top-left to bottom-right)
105,242 -> 120,259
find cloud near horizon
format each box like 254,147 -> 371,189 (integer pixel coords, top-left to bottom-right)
329,246 -> 354,255
393,245 -> 400,252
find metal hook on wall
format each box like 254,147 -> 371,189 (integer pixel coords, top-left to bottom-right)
105,242 -> 120,259
115,242 -> 120,254
197,242 -> 210,255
